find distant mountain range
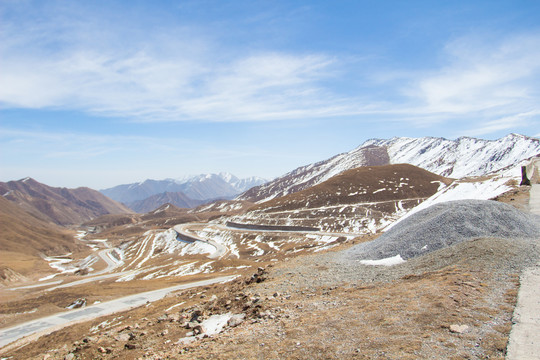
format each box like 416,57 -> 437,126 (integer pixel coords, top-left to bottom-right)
100,173 -> 267,212
239,134 -> 540,202
0,177 -> 133,225
3,133 -> 537,221
127,192 -> 206,213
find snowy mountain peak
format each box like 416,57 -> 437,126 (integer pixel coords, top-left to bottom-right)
238,133 -> 540,203
367,134 -> 540,179
101,173 -> 267,205
218,172 -> 240,184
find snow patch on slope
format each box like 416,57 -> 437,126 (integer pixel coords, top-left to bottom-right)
386,165 -> 521,231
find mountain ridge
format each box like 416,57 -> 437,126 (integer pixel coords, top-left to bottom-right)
0,178 -> 133,226
231,163 -> 450,233
101,173 -> 267,204
238,133 -> 540,202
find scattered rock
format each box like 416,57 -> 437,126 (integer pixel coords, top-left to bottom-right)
192,324 -> 205,335
190,309 -> 203,323
64,354 -> 75,360
82,336 -> 95,343
227,313 -> 246,327
246,268 -> 267,284
157,314 -> 169,323
124,343 -> 137,350
117,325 -> 131,332
168,313 -> 183,322
258,310 -> 272,319
98,347 -> 112,354
66,298 -> 86,309
449,324 -> 469,334
115,332 -> 136,342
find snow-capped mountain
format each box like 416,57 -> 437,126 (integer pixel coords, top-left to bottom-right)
362,133 -> 540,178
230,175 -> 268,193
101,173 -> 267,204
238,133 -> 540,203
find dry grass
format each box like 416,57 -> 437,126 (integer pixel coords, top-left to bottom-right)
179,266 -> 517,360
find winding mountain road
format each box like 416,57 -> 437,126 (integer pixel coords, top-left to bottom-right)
3,215 -> 361,350
93,248 -> 123,275
173,223 -> 229,259
215,222 -> 362,238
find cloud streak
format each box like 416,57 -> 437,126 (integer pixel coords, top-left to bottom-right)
0,2 -> 363,122
406,34 -> 540,127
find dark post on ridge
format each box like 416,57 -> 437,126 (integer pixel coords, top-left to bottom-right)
521,165 -> 531,186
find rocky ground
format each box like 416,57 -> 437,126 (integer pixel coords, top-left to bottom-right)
3,232 -> 537,359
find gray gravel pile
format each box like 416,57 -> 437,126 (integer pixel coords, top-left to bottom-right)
342,199 -> 540,261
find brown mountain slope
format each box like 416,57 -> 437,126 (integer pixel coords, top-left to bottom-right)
0,196 -> 85,281
238,145 -> 390,202
232,164 -> 451,233
252,163 -> 450,212
0,178 -> 133,225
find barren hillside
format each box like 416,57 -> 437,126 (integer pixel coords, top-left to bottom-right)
0,196 -> 85,282
231,164 -> 450,232
0,178 -> 133,225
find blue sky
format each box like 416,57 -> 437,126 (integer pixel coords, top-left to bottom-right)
1,0 -> 540,189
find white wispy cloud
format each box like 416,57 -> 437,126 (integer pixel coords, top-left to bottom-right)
409,33 -> 540,116
0,2 -> 365,122
463,110 -> 540,137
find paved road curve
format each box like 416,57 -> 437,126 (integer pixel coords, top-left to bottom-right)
0,275 -> 237,349
173,223 -> 228,259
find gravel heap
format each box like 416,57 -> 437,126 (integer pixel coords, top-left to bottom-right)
342,199 -> 540,261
